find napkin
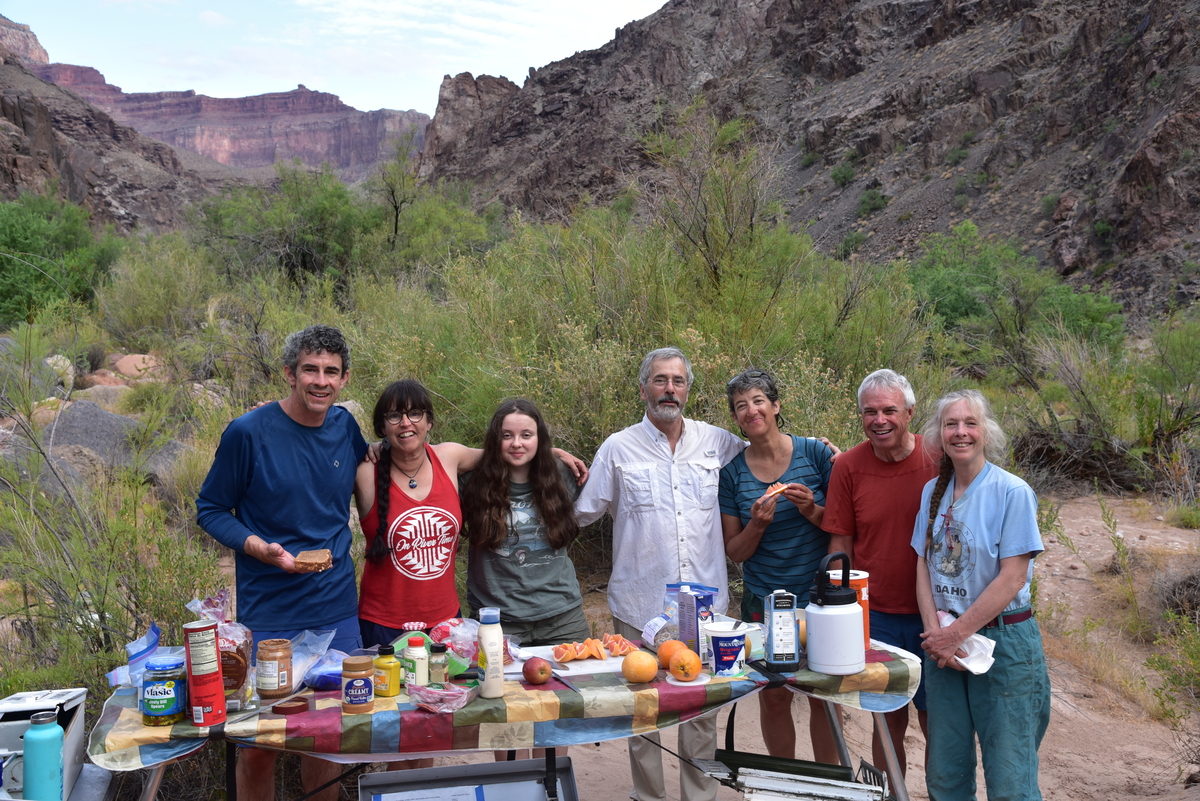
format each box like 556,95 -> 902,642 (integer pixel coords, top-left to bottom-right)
937,611 -> 996,674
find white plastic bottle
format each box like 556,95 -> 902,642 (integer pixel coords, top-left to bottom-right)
401,636 -> 429,688
478,607 -> 505,699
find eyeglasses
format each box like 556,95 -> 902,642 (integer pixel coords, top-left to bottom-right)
728,369 -> 769,386
383,409 -> 427,425
649,376 -> 688,389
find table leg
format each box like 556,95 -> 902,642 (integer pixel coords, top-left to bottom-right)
821,700 -> 853,769
870,712 -> 909,801
138,763 -> 167,801
226,740 -> 237,801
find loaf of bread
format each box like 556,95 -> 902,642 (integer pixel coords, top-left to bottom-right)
294,549 -> 332,572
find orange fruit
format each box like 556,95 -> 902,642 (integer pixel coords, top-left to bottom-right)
669,648 -> 702,682
552,644 -> 575,663
622,650 -> 659,683
799,619 -> 807,648
657,639 -> 687,669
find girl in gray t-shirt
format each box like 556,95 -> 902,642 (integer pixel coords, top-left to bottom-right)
461,399 -> 589,645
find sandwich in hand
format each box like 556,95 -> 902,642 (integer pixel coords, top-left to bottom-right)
294,549 -> 332,573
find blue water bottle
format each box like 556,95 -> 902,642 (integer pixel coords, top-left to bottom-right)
22,710 -> 63,801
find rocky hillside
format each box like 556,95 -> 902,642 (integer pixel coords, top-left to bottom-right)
419,0 -> 1200,316
32,64 -> 429,182
0,48 -> 240,231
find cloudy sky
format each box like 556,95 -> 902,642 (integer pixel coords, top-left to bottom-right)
8,0 -> 665,113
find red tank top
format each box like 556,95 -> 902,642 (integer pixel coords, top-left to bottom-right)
359,445 -> 462,628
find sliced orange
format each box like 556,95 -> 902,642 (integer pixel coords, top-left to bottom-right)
584,638 -> 607,660
552,643 -> 576,663
764,482 -> 788,499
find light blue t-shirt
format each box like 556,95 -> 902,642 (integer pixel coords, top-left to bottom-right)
910,461 -> 1043,616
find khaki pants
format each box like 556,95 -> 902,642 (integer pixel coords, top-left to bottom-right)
614,619 -> 719,801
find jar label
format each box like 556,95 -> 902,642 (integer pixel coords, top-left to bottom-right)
343,677 -> 373,706
374,668 -> 391,694
258,660 -> 280,690
143,680 -> 184,716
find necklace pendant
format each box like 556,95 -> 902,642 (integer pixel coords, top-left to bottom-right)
409,478 -> 418,489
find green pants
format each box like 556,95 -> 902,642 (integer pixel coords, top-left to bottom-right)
925,614 -> 1050,801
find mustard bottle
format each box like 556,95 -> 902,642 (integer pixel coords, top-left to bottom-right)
373,644 -> 402,697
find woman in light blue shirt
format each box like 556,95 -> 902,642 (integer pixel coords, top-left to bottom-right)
912,389 -> 1050,801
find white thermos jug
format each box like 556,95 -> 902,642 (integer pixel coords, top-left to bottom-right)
806,552 -> 866,675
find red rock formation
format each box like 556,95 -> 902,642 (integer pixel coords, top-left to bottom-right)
0,47 -> 233,231
33,64 -> 429,176
0,15 -> 47,65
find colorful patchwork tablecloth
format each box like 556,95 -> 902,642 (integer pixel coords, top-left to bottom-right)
89,644 -> 920,771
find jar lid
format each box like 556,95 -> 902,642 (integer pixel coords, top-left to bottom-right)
274,698 -> 310,715
430,643 -> 447,653
479,607 -> 500,624
378,645 -> 395,656
408,636 -> 425,647
342,655 -> 374,671
146,656 -> 185,671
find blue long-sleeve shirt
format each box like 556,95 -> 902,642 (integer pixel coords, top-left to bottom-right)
196,402 -> 367,630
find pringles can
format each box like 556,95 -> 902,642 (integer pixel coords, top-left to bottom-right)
183,619 -> 227,725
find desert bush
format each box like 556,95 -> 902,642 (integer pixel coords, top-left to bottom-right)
831,163 -> 856,188
857,189 -> 888,217
834,231 -> 866,258
0,191 -> 122,327
945,148 -> 969,166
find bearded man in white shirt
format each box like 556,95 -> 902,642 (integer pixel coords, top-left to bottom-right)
576,347 -> 745,801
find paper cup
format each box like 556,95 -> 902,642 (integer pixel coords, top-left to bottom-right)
705,621 -> 747,676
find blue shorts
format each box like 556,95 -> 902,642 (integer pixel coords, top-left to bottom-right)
869,610 -> 927,711
251,612 -> 362,661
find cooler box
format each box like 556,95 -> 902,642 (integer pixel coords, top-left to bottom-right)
0,688 -> 88,799
359,756 -> 578,801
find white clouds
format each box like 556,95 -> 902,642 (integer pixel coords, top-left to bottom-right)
198,10 -> 232,25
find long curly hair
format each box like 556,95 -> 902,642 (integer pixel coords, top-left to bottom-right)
367,380 -> 436,564
461,398 -> 579,551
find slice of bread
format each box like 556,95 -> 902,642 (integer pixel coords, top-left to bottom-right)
294,548 -> 332,573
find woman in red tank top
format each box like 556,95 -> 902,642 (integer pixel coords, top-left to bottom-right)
354,380 -> 486,647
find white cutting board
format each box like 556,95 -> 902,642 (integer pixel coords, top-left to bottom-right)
503,644 -> 636,677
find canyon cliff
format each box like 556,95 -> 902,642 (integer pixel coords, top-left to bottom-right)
0,47 -> 239,231
419,0 -> 1200,316
33,64 -> 429,181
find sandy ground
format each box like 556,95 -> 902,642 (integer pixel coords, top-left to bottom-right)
373,493 -> 1200,801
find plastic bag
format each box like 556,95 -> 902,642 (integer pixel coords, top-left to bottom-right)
446,618 -> 480,664
303,649 -> 350,691
105,621 -> 162,688
289,629 -> 336,689
187,591 -> 253,707
406,681 -> 480,714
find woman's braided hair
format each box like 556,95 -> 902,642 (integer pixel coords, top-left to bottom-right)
919,389 -> 1007,559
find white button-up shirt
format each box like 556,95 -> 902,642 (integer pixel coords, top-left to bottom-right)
576,415 -> 745,629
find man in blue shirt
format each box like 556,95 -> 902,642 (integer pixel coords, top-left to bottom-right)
197,324 -> 367,801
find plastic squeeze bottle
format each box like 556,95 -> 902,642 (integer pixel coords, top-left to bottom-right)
478,607 -> 505,699
373,644 -> 402,697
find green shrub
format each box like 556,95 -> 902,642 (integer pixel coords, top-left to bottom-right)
1094,219 -> 1116,245
1041,193 -> 1061,219
0,192 -> 122,326
801,151 -> 820,167
834,231 -> 867,258
945,148 -> 969,166
1166,505 -> 1200,529
857,189 -> 888,217
831,163 -> 856,188
960,131 -> 976,146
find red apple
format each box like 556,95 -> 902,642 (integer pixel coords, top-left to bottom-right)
522,656 -> 552,685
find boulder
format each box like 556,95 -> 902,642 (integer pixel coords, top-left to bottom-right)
39,400 -> 188,487
113,354 -> 161,380
77,369 -> 126,388
73,384 -> 132,411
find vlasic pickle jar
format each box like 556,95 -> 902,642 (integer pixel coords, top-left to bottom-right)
142,655 -> 187,726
